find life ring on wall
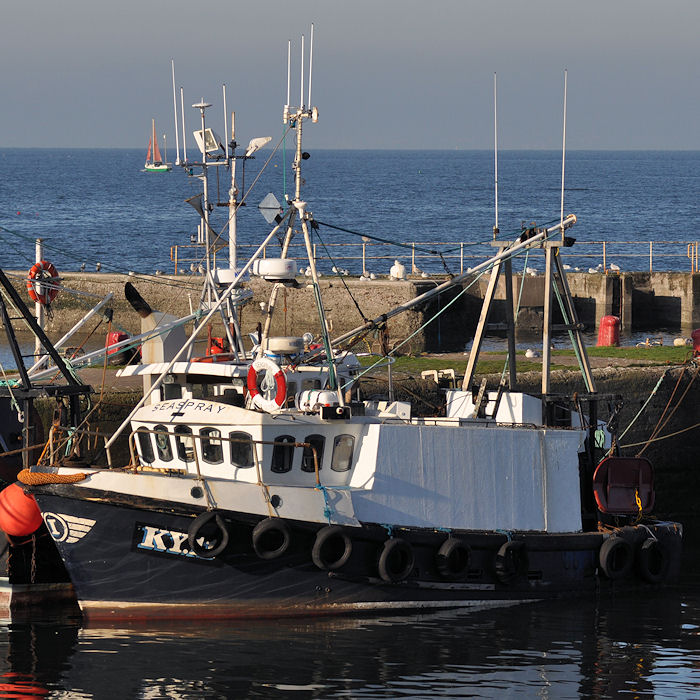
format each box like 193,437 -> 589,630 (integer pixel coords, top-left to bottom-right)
187,510 -> 230,559
377,537 -> 414,583
311,525 -> 353,571
252,517 -> 291,560
246,357 -> 287,412
26,260 -> 60,305
636,537 -> 668,584
494,540 -> 527,585
435,537 -> 471,581
598,535 -> 633,580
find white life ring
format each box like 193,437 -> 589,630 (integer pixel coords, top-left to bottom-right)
247,357 -> 287,412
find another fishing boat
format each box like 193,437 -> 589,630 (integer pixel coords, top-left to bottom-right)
144,118 -> 171,172
25,67 -> 683,620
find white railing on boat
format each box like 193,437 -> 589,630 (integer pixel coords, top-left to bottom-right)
171,239 -> 700,276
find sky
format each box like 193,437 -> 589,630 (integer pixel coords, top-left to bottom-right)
1,0 -> 699,150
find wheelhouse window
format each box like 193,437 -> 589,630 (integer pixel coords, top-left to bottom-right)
331,434 -> 354,472
136,427 -> 155,465
301,378 -> 322,392
301,434 -> 325,473
200,427 -> 223,464
154,424 -> 173,462
271,435 -> 295,473
162,383 -> 182,400
229,431 -> 254,468
174,425 -> 195,462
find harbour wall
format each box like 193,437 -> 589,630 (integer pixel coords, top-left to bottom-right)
18,271 -> 700,352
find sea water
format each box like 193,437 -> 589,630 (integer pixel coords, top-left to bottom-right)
0,149 -> 698,276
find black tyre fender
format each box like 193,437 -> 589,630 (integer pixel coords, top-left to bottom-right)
311,525 -> 353,571
377,537 -> 414,583
187,510 -> 230,559
599,536 -> 633,579
494,540 -> 527,585
435,537 -> 471,580
252,517 -> 291,560
636,537 -> 668,584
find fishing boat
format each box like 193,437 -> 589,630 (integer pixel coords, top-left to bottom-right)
23,60 -> 683,620
144,118 -> 171,172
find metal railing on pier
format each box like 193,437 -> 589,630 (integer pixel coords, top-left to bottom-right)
171,239 -> 700,276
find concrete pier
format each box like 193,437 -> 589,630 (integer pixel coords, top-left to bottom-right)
9,270 -> 700,353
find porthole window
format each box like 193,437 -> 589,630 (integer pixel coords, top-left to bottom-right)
271,435 -> 295,473
331,434 -> 354,472
229,431 -> 254,468
200,427 -> 223,464
301,434 -> 325,472
174,425 -> 195,462
154,424 -> 173,462
136,427 -> 155,465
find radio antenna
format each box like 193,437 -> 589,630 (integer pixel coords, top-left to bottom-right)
223,84 -> 229,159
308,23 -> 314,108
493,72 -> 499,239
171,59 -> 180,165
560,68 -> 568,239
300,33 -> 305,109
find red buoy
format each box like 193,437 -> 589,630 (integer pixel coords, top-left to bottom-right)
0,483 -> 43,536
692,329 -> 700,357
597,315 -> 620,347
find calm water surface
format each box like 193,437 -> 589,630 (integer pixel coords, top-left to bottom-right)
2,564 -> 700,698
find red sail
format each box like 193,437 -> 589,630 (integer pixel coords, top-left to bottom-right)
146,139 -> 152,163
153,138 -> 163,163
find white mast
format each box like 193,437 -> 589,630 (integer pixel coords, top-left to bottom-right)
493,72 -> 499,238
180,87 -> 187,162
560,68 -> 568,239
171,59 -> 180,165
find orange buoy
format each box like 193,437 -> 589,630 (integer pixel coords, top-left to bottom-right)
0,483 -> 43,536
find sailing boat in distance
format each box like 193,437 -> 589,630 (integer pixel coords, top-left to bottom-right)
144,118 -> 172,172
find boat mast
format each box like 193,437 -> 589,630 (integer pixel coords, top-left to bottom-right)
152,119 -> 157,163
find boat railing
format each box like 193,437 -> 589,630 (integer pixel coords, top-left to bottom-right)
170,239 -> 700,275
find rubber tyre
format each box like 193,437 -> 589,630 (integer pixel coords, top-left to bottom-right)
435,537 -> 471,580
377,537 -> 414,583
636,537 -> 668,584
599,536 -> 633,580
187,510 -> 230,559
494,540 -> 527,585
252,517 -> 291,560
312,525 -> 353,571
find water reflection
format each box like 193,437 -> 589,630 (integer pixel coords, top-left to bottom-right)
1,584 -> 700,699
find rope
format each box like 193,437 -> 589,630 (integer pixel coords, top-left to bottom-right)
636,364 -> 699,457
312,227 -> 369,323
17,468 -> 87,485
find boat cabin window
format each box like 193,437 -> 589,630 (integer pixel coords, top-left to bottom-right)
331,434 -> 354,472
271,435 -> 295,473
136,427 -> 155,465
191,383 -> 210,400
162,383 -> 182,400
301,434 -> 325,472
229,431 -> 254,468
174,426 -> 195,462
200,427 -> 223,464
154,424 -> 173,462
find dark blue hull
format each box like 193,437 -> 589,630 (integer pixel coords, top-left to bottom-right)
33,488 -> 683,621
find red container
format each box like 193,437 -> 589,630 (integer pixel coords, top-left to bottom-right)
597,315 -> 620,347
208,337 -> 227,355
692,329 -> 700,357
106,331 -> 129,356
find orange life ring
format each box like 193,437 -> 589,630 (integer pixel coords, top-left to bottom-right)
247,357 -> 287,412
26,260 -> 60,305
191,353 -> 239,363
